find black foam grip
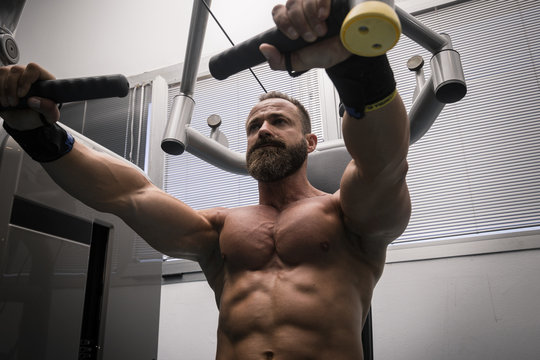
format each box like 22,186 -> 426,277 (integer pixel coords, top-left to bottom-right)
209,0 -> 350,80
0,74 -> 130,111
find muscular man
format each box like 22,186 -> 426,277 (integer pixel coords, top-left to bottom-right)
0,1 -> 410,358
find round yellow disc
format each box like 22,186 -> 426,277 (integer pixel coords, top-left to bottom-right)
340,1 -> 401,57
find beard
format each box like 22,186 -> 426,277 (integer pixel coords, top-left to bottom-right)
246,137 -> 308,182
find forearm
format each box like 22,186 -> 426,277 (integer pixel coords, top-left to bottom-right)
339,95 -> 410,240
43,140 -> 219,262
326,54 -> 409,179
41,141 -> 150,215
342,93 -> 409,180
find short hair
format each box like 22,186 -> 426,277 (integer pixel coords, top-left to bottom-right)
258,91 -> 312,134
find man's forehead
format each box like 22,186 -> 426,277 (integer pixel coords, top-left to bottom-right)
247,98 -> 300,121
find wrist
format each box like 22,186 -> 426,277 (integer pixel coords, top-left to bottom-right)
326,54 -> 396,118
3,121 -> 75,162
365,89 -> 397,113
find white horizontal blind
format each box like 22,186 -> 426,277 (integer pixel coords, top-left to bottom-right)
60,85 -> 151,170
164,63 -> 324,210
389,0 -> 540,242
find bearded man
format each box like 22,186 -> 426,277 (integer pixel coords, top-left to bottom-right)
0,0 -> 411,358
246,92 -> 311,183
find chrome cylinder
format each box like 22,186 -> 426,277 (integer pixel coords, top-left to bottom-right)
161,95 -> 195,155
430,35 -> 467,103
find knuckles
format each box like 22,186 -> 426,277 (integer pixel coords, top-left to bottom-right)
285,0 -> 299,11
0,66 -> 12,83
9,65 -> 24,75
271,4 -> 284,17
272,4 -> 289,27
26,62 -> 45,78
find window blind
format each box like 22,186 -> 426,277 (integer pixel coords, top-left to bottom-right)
61,85 -> 151,170
389,0 -> 540,242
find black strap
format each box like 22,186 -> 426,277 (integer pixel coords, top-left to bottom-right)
3,121 -> 75,162
285,52 -> 308,78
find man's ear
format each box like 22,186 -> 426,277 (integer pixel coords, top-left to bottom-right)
305,133 -> 318,153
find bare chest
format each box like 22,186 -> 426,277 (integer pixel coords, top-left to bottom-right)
219,198 -> 349,270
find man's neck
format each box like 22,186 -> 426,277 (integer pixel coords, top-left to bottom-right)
257,167 -> 325,210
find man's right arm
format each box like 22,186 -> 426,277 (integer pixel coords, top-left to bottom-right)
0,64 -> 220,263
42,141 -> 221,262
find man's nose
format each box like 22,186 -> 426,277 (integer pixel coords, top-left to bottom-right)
257,121 -> 273,137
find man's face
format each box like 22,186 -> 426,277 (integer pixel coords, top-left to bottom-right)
245,98 -> 308,182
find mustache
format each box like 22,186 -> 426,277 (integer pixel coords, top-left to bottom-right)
251,138 -> 286,151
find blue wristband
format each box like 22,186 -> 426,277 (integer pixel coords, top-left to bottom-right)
344,105 -> 365,119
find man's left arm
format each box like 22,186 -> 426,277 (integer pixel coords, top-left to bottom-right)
264,0 -> 411,245
338,90 -> 411,247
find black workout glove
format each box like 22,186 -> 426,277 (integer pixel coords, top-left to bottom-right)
3,121 -> 75,162
325,54 -> 396,119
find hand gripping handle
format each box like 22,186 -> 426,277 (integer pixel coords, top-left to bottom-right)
208,0 -> 350,80
0,74 -> 130,111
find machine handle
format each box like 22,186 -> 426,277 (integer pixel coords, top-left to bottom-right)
0,74 -> 130,111
209,0 -> 402,80
209,0 -> 349,80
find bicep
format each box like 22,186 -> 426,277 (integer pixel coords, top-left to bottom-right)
338,157 -> 411,245
122,184 -> 221,262
45,142 -> 220,261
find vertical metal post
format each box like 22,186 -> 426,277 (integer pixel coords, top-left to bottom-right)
161,0 -> 212,155
180,0 -> 212,96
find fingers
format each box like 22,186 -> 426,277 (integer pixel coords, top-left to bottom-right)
285,0 -> 317,41
272,4 -> 298,39
267,0 -> 348,72
5,66 -> 26,106
259,44 -> 286,71
18,62 -> 56,98
0,63 -> 55,107
28,97 -> 61,125
302,0 -> 331,38
273,0 -> 332,42
0,96 -> 60,130
0,65 -> 18,108
0,63 -> 59,129
261,36 -> 351,72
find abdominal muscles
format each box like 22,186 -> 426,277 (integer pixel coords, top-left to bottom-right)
216,262 -> 367,360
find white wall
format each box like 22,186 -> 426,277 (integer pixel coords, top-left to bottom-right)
159,281 -> 218,360
373,249 -> 540,360
15,0 -> 277,78
14,0 -> 454,78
